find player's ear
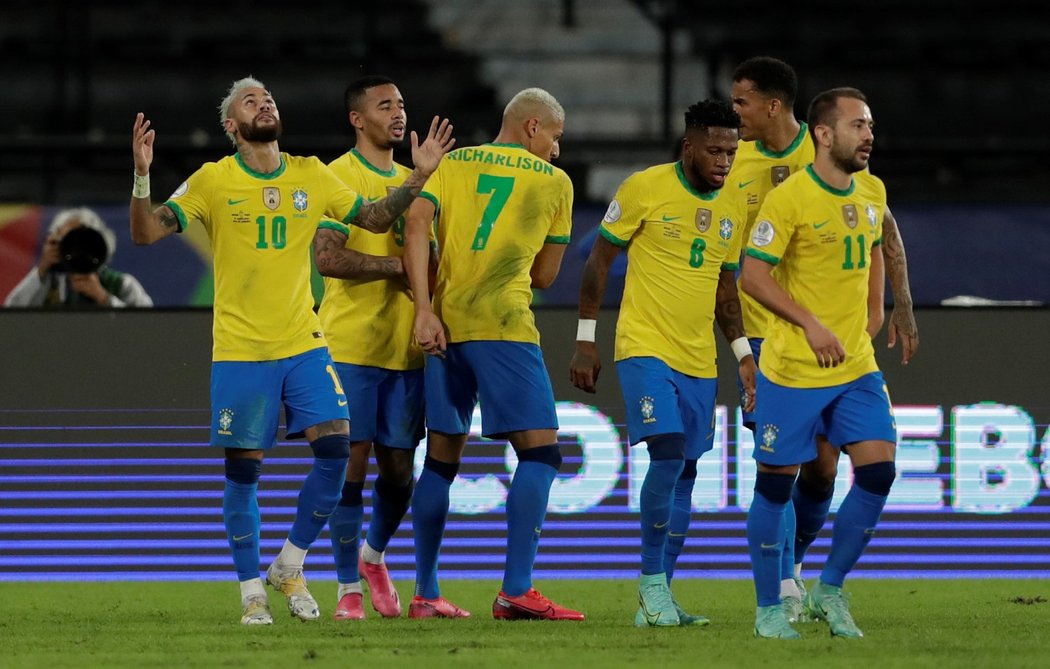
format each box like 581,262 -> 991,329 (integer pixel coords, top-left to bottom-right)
768,97 -> 782,117
349,110 -> 363,130
526,117 -> 540,138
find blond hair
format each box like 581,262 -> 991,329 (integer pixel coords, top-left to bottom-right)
218,76 -> 268,146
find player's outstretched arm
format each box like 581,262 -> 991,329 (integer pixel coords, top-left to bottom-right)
129,113 -> 179,245
405,196 -> 445,357
882,207 -> 918,364
569,235 -> 620,393
715,269 -> 756,411
313,228 -> 405,282
350,117 -> 455,235
741,254 -> 845,368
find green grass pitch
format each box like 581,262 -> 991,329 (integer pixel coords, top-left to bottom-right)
4,579 -> 1046,668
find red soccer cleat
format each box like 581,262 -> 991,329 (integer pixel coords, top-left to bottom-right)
332,592 -> 365,621
492,588 -> 585,621
407,595 -> 472,619
358,554 -> 402,617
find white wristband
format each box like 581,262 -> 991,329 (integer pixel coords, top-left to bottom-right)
132,173 -> 151,199
576,319 -> 597,342
731,337 -> 753,362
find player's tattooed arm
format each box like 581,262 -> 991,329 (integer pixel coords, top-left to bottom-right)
714,269 -> 747,342
351,180 -> 424,234
882,207 -> 919,364
313,227 -> 404,281
130,203 -> 180,245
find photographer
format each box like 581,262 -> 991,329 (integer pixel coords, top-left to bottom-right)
4,207 -> 153,308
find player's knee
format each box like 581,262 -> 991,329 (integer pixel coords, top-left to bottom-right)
225,457 -> 262,485
755,471 -> 796,505
516,444 -> 562,471
796,472 -> 835,502
374,475 -> 413,506
646,433 -> 686,461
423,455 -> 461,483
853,461 -> 896,497
679,458 -> 698,481
375,443 -> 416,487
311,433 -> 351,460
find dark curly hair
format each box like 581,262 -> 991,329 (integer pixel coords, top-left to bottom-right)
684,99 -> 741,134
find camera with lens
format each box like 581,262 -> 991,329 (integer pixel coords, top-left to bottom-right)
55,226 -> 109,273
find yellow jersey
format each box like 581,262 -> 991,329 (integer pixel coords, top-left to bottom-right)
319,149 -> 422,370
728,124 -> 815,339
420,143 -> 573,344
745,165 -> 886,387
166,153 -> 363,361
600,161 -> 748,378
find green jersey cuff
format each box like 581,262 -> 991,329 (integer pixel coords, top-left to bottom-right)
318,219 -> 350,236
340,194 -> 364,226
164,200 -> 188,233
721,261 -> 740,271
598,225 -> 629,248
872,236 -> 883,246
746,247 -> 781,265
419,190 -> 439,213
545,234 -> 571,244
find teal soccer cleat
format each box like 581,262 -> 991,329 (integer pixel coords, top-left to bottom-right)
807,582 -> 864,638
636,573 -> 679,627
754,604 -> 801,639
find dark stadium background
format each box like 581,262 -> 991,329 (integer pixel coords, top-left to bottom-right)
1,0 -> 1047,581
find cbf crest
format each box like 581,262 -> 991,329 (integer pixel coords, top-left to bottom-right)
640,396 -> 656,424
865,203 -> 879,229
263,187 -> 281,210
695,208 -> 712,233
218,408 -> 234,436
292,188 -> 309,212
759,424 -> 778,453
770,165 -> 791,186
842,204 -> 859,229
719,217 -> 734,240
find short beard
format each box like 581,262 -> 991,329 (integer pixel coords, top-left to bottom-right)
830,142 -> 867,175
238,118 -> 283,143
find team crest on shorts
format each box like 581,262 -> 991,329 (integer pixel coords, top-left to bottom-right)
842,204 -> 859,229
719,217 -> 734,240
263,187 -> 281,210
759,424 -> 778,453
640,396 -> 656,424
695,208 -> 712,233
292,188 -> 309,212
218,408 -> 234,436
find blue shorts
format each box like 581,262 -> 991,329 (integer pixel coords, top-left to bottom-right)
616,357 -> 718,460
334,363 -> 424,450
752,370 -> 897,466
736,337 -> 764,430
425,341 -> 558,438
210,347 -> 349,449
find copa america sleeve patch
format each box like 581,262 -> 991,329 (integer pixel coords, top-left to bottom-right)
751,219 -> 775,247
169,181 -> 188,199
602,199 -> 622,223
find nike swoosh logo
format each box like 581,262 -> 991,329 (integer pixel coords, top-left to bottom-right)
232,533 -> 253,541
227,198 -> 248,205
760,542 -> 779,549
313,511 -> 331,519
338,399 -> 348,406
738,179 -> 755,189
654,520 -> 669,529
339,535 -> 358,544
661,215 -> 680,222
813,220 -> 830,229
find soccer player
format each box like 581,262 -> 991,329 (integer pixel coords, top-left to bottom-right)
313,75 -> 429,621
569,100 -> 755,627
129,76 -> 453,626
729,56 -> 919,621
403,88 -> 583,621
740,87 -> 897,639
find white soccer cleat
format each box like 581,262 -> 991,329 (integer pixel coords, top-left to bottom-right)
266,563 -> 320,621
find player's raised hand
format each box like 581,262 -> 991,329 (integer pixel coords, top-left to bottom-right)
414,310 -> 447,358
804,321 -> 846,368
570,342 -> 602,393
411,116 -> 455,177
132,113 -> 155,176
887,304 -> 919,365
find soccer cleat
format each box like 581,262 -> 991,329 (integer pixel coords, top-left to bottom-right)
333,592 -> 365,621
492,588 -> 585,621
358,554 -> 402,617
807,583 -> 864,638
240,594 -> 273,626
408,595 -> 472,619
754,604 -> 801,639
636,573 -> 679,627
265,563 -> 320,621
784,576 -> 811,623
671,595 -> 711,627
